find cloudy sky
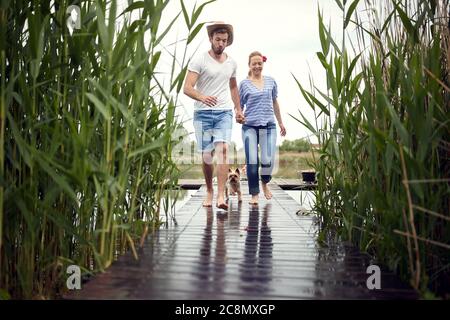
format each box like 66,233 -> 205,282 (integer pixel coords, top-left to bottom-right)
153,0 -> 347,148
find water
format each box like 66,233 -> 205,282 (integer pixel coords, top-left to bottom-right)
285,190 -> 315,211
172,189 -> 198,211
160,189 -> 198,225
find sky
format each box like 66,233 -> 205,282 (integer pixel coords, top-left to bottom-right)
144,0 -> 347,148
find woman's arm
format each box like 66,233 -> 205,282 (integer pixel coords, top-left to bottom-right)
230,78 -> 245,123
273,98 -> 286,136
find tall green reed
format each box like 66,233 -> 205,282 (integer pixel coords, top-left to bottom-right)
0,0 -> 213,299
293,0 -> 449,297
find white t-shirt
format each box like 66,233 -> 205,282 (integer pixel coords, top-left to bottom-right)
188,51 -> 237,110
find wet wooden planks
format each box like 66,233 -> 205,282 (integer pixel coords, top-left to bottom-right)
65,183 -> 418,300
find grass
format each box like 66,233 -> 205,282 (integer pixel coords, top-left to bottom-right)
292,0 -> 449,298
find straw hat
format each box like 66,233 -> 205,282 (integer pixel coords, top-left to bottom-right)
206,21 -> 234,46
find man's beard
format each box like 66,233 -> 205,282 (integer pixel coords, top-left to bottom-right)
212,46 -> 224,55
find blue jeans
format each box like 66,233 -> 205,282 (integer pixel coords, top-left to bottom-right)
242,123 -> 277,195
193,110 -> 233,152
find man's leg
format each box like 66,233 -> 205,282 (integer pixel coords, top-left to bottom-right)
193,110 -> 215,207
215,142 -> 228,209
212,110 -> 233,210
202,150 -> 214,207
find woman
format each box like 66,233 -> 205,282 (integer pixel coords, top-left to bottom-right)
239,51 -> 286,205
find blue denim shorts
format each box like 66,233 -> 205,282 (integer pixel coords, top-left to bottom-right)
193,109 -> 233,152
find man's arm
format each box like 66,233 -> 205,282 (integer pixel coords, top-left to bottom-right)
230,78 -> 245,123
183,71 -> 217,107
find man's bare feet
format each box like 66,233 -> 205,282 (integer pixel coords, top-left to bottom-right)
203,190 -> 213,207
249,194 -> 259,205
216,195 -> 228,210
262,183 -> 273,200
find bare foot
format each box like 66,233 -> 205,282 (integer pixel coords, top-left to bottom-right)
216,195 -> 228,210
249,194 -> 259,205
217,203 -> 228,210
262,183 -> 272,200
203,190 -> 213,207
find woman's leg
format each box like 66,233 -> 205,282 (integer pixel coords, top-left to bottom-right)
242,125 -> 260,204
260,124 -> 277,199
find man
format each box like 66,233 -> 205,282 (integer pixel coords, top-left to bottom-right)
184,21 -> 245,210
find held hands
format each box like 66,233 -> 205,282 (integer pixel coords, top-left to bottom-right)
201,95 -> 218,107
235,110 -> 246,124
279,123 -> 286,137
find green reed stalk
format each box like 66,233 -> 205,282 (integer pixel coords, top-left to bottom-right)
0,48 -> 5,276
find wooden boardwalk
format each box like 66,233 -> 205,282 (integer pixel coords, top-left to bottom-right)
66,183 -> 418,300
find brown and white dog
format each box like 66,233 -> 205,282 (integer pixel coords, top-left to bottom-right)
225,167 -> 244,203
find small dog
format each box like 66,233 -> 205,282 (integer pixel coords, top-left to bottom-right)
225,167 -> 244,202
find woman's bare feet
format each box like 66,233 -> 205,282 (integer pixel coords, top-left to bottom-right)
262,183 -> 273,200
249,194 -> 259,205
203,190 -> 213,207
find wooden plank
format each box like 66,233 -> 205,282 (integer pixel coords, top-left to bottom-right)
177,179 -> 203,189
